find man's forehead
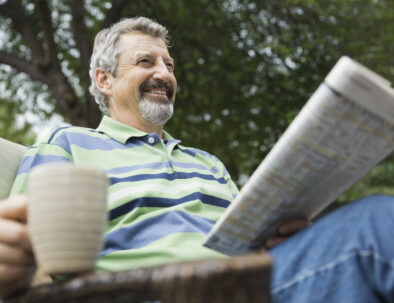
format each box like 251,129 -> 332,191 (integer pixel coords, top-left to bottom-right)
118,32 -> 170,55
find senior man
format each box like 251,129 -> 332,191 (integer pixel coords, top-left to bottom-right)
1,17 -> 394,302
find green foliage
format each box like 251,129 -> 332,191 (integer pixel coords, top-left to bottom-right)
0,0 -> 393,202
0,97 -> 35,145
338,156 -> 394,203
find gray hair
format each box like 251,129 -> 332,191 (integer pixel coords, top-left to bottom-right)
89,17 -> 169,115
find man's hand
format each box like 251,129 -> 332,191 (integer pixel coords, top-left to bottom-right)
265,218 -> 311,249
0,195 -> 36,299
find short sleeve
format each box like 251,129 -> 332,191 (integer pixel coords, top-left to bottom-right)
10,141 -> 72,196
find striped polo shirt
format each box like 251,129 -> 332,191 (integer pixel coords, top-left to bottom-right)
11,116 -> 238,270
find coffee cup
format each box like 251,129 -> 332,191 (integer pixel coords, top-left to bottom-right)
28,163 -> 108,275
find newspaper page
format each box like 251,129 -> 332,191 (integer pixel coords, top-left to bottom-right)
204,56 -> 394,255
0,138 -> 27,199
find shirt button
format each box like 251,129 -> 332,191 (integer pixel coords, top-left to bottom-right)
148,137 -> 155,144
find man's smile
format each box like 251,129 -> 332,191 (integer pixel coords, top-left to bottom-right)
140,80 -> 174,101
142,87 -> 168,96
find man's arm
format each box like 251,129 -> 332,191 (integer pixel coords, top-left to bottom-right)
0,195 -> 36,299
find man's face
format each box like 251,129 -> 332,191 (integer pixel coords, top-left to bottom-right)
108,33 -> 177,126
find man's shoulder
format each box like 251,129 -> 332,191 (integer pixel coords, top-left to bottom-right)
177,144 -> 224,167
178,145 -> 218,160
38,126 -> 103,144
177,144 -> 236,189
31,125 -> 108,155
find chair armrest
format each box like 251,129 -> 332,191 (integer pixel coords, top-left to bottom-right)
5,253 -> 272,303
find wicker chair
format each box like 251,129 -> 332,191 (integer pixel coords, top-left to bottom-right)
0,137 -> 272,302
5,253 -> 271,303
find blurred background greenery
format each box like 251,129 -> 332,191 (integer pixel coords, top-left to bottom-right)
0,0 -> 393,205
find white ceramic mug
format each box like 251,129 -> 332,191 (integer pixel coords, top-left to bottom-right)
28,163 -> 108,275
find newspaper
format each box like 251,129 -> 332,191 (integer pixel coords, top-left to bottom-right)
204,56 -> 394,255
0,138 -> 27,199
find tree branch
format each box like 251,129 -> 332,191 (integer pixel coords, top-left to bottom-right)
100,0 -> 130,29
0,0 -> 100,128
70,0 -> 101,127
35,0 -> 60,68
70,0 -> 91,85
0,0 -> 46,65
0,51 -> 50,85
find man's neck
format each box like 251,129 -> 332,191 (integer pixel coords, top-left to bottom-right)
110,113 -> 164,138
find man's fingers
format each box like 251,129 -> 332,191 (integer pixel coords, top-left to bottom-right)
0,196 -> 34,299
0,263 -> 35,283
0,264 -> 36,299
0,243 -> 34,265
265,237 -> 287,249
0,219 -> 32,251
278,218 -> 311,235
264,218 -> 311,249
0,195 -> 28,223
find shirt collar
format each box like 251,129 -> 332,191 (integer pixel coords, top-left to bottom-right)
96,115 -> 181,146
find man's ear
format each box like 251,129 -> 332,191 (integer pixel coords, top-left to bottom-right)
95,69 -> 113,96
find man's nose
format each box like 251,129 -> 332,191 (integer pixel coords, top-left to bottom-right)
152,60 -> 172,82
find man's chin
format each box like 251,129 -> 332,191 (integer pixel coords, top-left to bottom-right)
139,98 -> 174,125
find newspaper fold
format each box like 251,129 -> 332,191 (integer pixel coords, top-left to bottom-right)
204,56 -> 394,255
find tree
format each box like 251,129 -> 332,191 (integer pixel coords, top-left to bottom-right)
0,0 -> 393,196
0,0 -> 131,128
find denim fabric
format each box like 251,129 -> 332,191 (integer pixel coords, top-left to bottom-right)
269,195 -> 394,303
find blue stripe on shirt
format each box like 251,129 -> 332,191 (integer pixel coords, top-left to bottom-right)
109,192 -> 231,221
106,161 -> 218,175
110,172 -> 227,185
47,126 -> 71,143
101,211 -> 215,256
51,132 -> 144,154
180,147 -> 218,161
17,155 -> 70,175
105,162 -> 170,175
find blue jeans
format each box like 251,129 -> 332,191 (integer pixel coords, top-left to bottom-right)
269,195 -> 394,303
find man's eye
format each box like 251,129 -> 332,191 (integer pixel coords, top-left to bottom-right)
138,59 -> 150,65
166,64 -> 174,71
